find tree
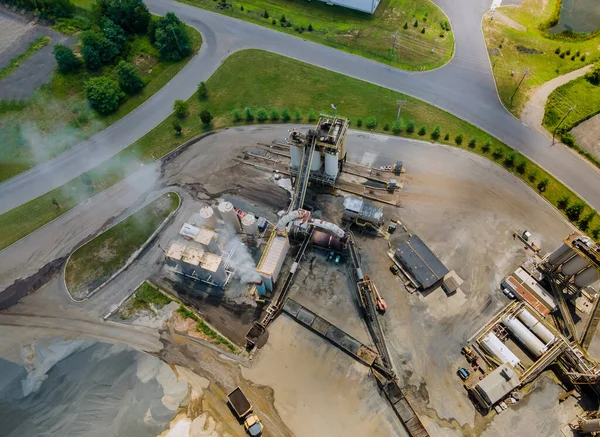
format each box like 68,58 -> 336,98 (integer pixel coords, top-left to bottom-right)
84,76 -> 124,114
197,81 -> 208,99
444,133 -> 449,140
566,202 -> 585,221
282,108 -> 291,121
232,109 -> 242,122
406,119 -> 415,133
516,160 -> 527,174
263,10 -> 269,18
105,0 -> 151,34
200,109 -> 213,125
270,107 -> 280,121
504,151 -> 516,167
421,27 -> 425,34
294,108 -> 302,121
53,44 -> 82,74
383,123 -> 390,131
528,169 -> 538,183
366,116 -> 377,129
557,196 -> 570,210
154,13 -> 191,61
101,18 -> 126,54
492,147 -> 503,160
281,14 -> 286,23
585,63 -> 600,85
431,124 -> 441,140
482,140 -> 491,153
173,119 -> 182,135
308,24 -> 313,31
392,119 -> 403,135
537,178 -> 548,192
554,47 -> 560,54
403,22 -> 408,30
414,20 -> 419,27
356,118 -> 363,127
256,107 -> 268,121
81,30 -> 118,70
454,134 -> 463,145
116,61 -> 144,94
308,108 -> 317,122
468,136 -> 476,148
245,107 -> 254,121
173,99 -> 188,118
418,125 -> 426,136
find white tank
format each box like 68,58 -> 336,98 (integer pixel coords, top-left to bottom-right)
290,145 -> 303,169
581,418 -> 600,433
502,316 -> 548,357
547,243 -> 574,266
517,309 -> 556,345
310,151 -> 321,172
481,332 -> 521,367
574,266 -> 600,288
562,255 -> 589,276
324,152 -> 339,179
198,206 -> 217,229
218,201 -> 242,233
241,213 -> 258,234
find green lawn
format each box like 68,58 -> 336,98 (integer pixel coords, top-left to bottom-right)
119,281 -> 173,319
180,0 -> 453,71
483,0 -> 600,115
544,76 -> 600,132
1,49 -> 599,252
0,25 -> 201,183
0,37 -> 51,81
64,192 -> 179,299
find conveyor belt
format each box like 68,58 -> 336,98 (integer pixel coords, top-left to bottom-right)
289,137 -> 316,212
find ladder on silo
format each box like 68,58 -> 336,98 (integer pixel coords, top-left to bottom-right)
289,137 -> 316,212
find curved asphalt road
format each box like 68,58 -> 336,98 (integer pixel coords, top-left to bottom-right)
0,0 -> 599,215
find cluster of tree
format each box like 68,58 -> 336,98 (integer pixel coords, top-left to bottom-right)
4,0 -> 74,19
149,12 -> 191,61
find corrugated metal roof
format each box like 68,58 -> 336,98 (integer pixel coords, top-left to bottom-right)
474,363 -> 520,406
257,235 -> 288,276
395,236 -> 449,289
344,197 -> 363,213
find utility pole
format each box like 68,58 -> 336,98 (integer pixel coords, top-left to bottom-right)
510,68 -> 529,105
396,99 -> 407,121
553,105 -> 576,145
390,31 -> 398,64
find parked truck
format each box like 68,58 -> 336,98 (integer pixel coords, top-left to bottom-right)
227,387 -> 263,436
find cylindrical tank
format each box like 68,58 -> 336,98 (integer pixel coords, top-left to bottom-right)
218,201 -> 242,233
310,151 -> 321,172
502,316 -> 548,357
580,418 -> 600,433
574,266 -> 600,288
312,230 -> 343,251
290,145 -> 302,169
517,309 -> 556,345
324,152 -> 339,179
547,243 -> 574,266
198,206 -> 217,229
241,213 -> 258,234
562,255 -> 589,276
481,332 -> 521,367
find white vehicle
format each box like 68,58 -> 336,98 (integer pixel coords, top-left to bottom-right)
502,288 -> 515,299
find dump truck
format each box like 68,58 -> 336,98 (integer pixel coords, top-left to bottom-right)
227,387 -> 263,436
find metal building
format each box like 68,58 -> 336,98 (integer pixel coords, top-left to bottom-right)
256,233 -> 290,292
166,241 -> 227,286
469,364 -> 521,410
394,236 -> 449,289
343,197 -> 384,227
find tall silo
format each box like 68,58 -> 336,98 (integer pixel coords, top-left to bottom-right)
547,243 -> 574,267
218,201 -> 242,233
290,145 -> 303,169
562,255 -> 589,276
324,152 -> 339,180
241,213 -> 258,234
574,266 -> 600,288
310,151 -> 321,172
199,206 -> 217,229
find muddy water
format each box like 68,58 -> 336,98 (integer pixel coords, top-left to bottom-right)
550,0 -> 600,33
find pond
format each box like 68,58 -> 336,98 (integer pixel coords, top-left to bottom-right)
549,0 -> 600,34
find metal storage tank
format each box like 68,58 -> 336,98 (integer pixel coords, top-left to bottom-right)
199,206 -> 217,229
562,254 -> 589,276
574,265 -> 600,288
310,151 -> 321,171
324,152 -> 339,179
481,332 -> 521,367
218,201 -> 242,233
290,145 -> 303,169
547,243 -> 574,266
502,316 -> 548,357
517,309 -> 556,345
312,230 -> 343,251
241,213 -> 258,234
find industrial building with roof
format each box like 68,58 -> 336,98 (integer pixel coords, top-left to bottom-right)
394,236 -> 449,289
317,0 -> 381,14
469,364 -> 520,409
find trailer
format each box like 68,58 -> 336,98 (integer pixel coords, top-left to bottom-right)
227,387 -> 263,436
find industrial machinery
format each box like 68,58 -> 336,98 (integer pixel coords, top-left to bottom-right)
227,387 -> 263,436
343,196 -> 384,231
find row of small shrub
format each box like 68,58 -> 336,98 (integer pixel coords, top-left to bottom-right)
231,106 -> 318,123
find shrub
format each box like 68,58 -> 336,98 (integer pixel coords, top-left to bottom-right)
294,108 -> 302,121
403,22 -> 408,30
468,136 -> 476,148
263,10 -> 269,18
270,107 -> 280,121
308,24 -> 313,31
581,55 -> 586,62
198,81 -> 208,99
528,170 -> 538,183
366,116 -> 378,129
516,160 -> 527,174
308,108 -> 317,122
255,107 -> 268,122
414,20 -> 419,27
392,119 -> 403,135
53,44 -> 82,74
454,134 -> 463,145
282,108 -> 291,121
173,119 -> 182,135
406,120 -> 415,134
560,52 -> 565,59
566,48 -> 571,55
272,19 -> 276,25
105,0 -> 151,34
200,109 -> 213,125
232,108 -> 242,122
173,99 -> 189,118
557,196 -> 570,210
240,5 -> 244,10
154,13 -> 191,61
571,55 -> 576,61
421,28 -> 425,34
585,64 -> 600,85
281,14 -> 286,22
431,125 -> 441,140
418,125 -> 426,136
84,76 -> 124,115
443,133 -> 449,141
382,122 -> 389,131
566,202 -> 585,221
116,61 -> 144,94
245,107 -> 254,121
504,151 -> 516,167
537,178 -> 548,192
592,227 -> 600,240
492,147 -> 503,160
81,30 -> 118,70
555,47 -> 560,54
440,33 -> 445,38
482,140 -> 491,153
440,20 -> 450,31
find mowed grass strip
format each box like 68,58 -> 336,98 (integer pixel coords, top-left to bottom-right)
483,0 -> 600,115
1,49 -> 599,252
544,76 -> 600,132
64,192 -> 179,299
179,0 -> 454,71
0,36 -> 51,81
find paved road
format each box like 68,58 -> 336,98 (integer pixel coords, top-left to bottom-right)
1,0 -> 599,216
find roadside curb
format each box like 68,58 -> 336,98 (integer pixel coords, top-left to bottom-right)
63,191 -> 182,303
102,279 -> 145,320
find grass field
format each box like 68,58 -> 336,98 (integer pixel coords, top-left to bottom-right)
0,24 -> 201,183
0,36 -> 51,81
1,49 -> 599,252
544,75 -> 600,132
180,0 -> 453,71
483,0 -> 600,115
119,281 -> 173,319
64,192 -> 179,299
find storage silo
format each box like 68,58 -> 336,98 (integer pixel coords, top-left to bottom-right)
574,266 -> 600,288
502,316 -> 548,357
324,152 -> 339,179
516,309 -> 556,345
562,255 -> 589,276
310,151 -> 321,171
241,213 -> 258,234
290,145 -> 303,169
481,333 -> 521,367
199,206 -> 217,229
218,201 -> 242,233
547,243 -> 574,267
